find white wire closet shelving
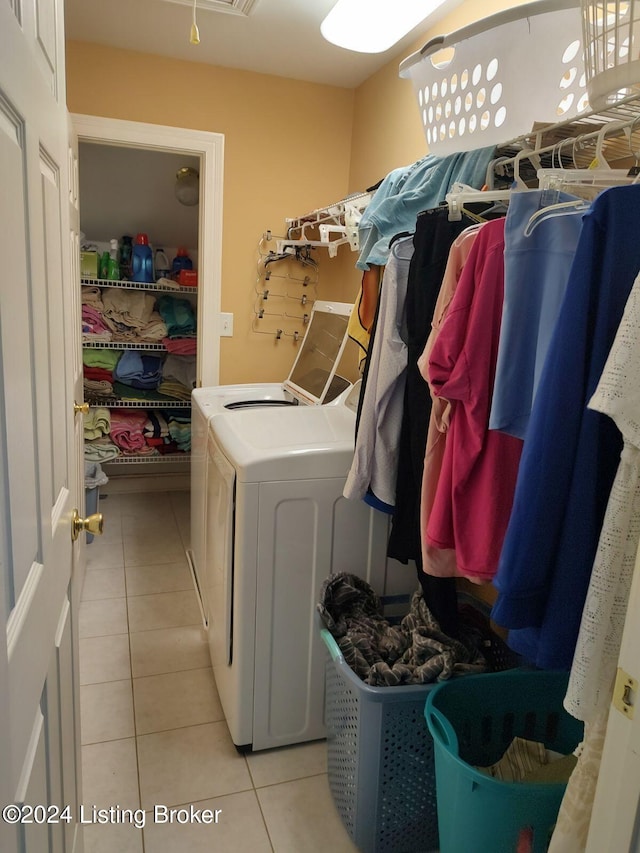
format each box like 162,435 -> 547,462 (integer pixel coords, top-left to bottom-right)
106,453 -> 190,464
81,276 -> 197,294
85,398 -> 191,409
83,340 -> 170,351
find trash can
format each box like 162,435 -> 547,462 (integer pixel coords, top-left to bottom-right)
424,669 -> 584,853
84,461 -> 108,543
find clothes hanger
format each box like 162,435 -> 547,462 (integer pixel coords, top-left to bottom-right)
523,199 -> 591,237
445,182 -> 512,221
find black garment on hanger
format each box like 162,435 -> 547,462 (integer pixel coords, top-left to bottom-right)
387,207 -> 476,637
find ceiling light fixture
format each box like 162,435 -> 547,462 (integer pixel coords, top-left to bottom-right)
175,167 -> 200,206
321,0 -> 449,54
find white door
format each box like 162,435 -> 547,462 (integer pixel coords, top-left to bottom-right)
1,2 -> 84,852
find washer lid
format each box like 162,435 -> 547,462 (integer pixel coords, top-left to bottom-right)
282,300 -> 353,405
209,404 -> 356,482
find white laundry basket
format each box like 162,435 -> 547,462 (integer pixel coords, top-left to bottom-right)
399,0 -> 590,155
581,0 -> 640,110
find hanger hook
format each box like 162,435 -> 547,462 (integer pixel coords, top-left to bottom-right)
555,137 -> 575,170
625,114 -> 640,163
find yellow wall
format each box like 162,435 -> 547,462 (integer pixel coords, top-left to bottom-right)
66,0 -> 528,385
66,42 -> 356,384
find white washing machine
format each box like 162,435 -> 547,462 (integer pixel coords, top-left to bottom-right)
190,300 -> 354,617
190,301 -> 415,751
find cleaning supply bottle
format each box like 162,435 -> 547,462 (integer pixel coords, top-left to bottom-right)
154,248 -> 171,281
171,247 -> 193,278
99,251 -> 110,280
132,233 -> 154,283
107,238 -> 120,281
119,235 -> 133,280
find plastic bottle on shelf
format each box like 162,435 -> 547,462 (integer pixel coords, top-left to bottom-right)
171,247 -> 193,277
132,233 -> 154,283
154,248 -> 171,281
119,235 -> 133,280
98,251 -> 110,280
107,238 -> 120,280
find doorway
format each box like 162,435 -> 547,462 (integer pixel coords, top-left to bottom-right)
73,114 -> 224,493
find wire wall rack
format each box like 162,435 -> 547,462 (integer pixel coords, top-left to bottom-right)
252,232 -> 320,342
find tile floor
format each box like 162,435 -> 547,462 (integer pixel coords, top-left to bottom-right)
79,490 -> 360,853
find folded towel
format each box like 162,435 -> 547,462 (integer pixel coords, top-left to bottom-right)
84,437 -> 120,462
83,348 -> 123,370
163,355 -> 196,389
157,295 -> 197,337
84,407 -> 111,440
163,336 -> 197,355
114,351 -> 163,388
157,379 -> 192,401
102,289 -> 156,331
109,409 -> 149,452
81,286 -> 104,307
84,379 -> 114,397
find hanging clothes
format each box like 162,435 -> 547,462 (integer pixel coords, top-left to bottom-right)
489,189 -> 585,439
565,267 -> 640,719
426,217 -> 523,582
492,185 -> 640,670
346,265 -> 382,369
356,147 -> 496,271
418,222 -> 484,580
343,235 -> 414,507
385,208 -> 478,638
387,208 -> 477,564
548,272 -> 640,852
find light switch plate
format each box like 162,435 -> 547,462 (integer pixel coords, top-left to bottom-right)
220,312 -> 234,337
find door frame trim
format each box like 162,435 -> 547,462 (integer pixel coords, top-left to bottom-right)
71,114 -> 224,386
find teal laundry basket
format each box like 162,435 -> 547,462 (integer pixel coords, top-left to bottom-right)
425,670 -> 583,853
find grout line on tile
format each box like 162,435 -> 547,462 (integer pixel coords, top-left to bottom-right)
254,786 -> 277,852
252,770 -> 329,790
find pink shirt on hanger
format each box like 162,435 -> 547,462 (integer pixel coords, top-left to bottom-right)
426,217 -> 523,582
418,223 -> 485,581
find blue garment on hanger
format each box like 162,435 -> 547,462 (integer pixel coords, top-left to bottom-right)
489,189 -> 585,439
492,185 -> 640,670
356,146 -> 496,271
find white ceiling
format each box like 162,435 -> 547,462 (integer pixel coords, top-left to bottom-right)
63,0 -> 461,88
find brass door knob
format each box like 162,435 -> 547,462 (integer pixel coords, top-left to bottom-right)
71,509 -> 104,542
74,402 -> 90,415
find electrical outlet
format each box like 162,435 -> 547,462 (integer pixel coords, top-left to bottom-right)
220,312 -> 233,337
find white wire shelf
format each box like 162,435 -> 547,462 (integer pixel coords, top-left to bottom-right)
83,340 -> 169,351
497,93 -> 640,162
81,276 -> 197,294
85,398 -> 191,409
104,453 -> 190,465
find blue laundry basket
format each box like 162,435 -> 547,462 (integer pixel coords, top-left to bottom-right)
425,669 -> 584,853
321,626 -> 440,853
